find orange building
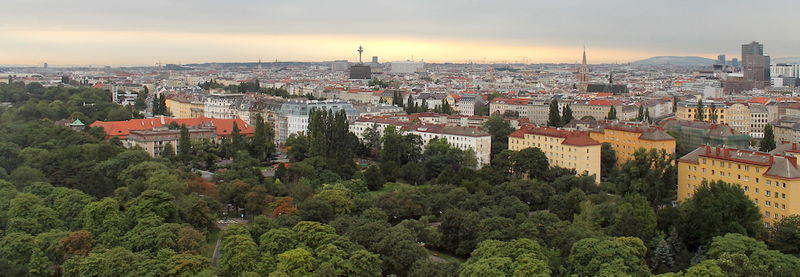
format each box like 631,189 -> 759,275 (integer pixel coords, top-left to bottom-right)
589,120 -> 676,164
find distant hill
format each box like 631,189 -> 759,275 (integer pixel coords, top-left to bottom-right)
773,57 -> 800,64
632,56 -> 717,66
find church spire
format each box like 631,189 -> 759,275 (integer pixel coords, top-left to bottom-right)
578,47 -> 589,92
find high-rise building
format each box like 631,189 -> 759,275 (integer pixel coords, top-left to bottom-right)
717,54 -> 726,65
331,60 -> 349,71
372,56 -> 379,64
742,41 -> 770,85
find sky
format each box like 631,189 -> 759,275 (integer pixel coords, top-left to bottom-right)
0,0 -> 797,66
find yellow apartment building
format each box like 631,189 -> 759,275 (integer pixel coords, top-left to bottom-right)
509,124 -> 601,183
678,145 -> 800,225
676,101 -> 728,124
589,120 -> 676,164
166,95 -> 205,118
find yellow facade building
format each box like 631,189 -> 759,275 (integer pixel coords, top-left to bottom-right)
166,95 -> 205,118
678,145 -> 800,225
589,120 -> 676,164
509,124 -> 601,183
676,101 -> 728,124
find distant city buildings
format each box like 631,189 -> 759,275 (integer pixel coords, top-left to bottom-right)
390,61 -> 425,74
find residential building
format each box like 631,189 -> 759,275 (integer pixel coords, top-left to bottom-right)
204,94 -> 244,119
125,127 -> 216,157
676,101 -> 728,124
490,98 -> 531,118
661,118 -> 751,152
90,117 -> 254,140
276,100 -> 359,143
456,94 -> 486,116
166,94 -> 205,119
508,124 -> 601,183
678,145 -> 800,225
727,103 -> 751,135
390,61 -> 425,74
350,117 -> 492,167
750,104 -> 770,138
589,120 -> 676,164
773,116 -> 800,144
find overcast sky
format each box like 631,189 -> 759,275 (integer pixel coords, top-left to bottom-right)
0,0 -> 796,65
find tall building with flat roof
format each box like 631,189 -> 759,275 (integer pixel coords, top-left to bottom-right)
742,41 -> 770,86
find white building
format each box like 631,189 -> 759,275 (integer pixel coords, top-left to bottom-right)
771,64 -> 799,78
332,60 -> 349,71
350,118 -> 492,167
457,94 -> 486,116
276,100 -> 359,143
390,61 -> 425,74
204,94 -> 244,119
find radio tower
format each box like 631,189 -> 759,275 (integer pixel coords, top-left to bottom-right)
357,45 -> 364,64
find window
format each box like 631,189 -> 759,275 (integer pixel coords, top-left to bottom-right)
745,176 -> 749,182
756,178 -> 759,183
767,191 -> 771,197
766,200 -> 771,206
782,193 -> 786,199
767,180 -> 772,185
744,186 -> 749,191
766,211 -> 771,217
782,204 -> 786,210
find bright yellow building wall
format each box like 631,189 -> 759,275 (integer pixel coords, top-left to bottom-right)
678,158 -> 800,225
590,129 -> 676,164
509,134 -> 601,183
676,105 -> 728,124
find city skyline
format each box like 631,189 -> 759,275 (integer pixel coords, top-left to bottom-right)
1,0 -> 798,65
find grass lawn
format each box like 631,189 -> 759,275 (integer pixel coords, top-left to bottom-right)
425,247 -> 465,264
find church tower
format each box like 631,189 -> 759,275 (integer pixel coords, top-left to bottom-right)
578,48 -> 589,92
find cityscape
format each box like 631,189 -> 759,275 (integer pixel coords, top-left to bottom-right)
1,1 -> 800,276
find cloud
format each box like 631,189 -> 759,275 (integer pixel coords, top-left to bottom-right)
0,0 -> 796,64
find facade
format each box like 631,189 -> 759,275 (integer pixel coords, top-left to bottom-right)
676,101 -> 728,124
490,98 -> 531,118
349,118 -> 492,167
331,60 -> 349,71
661,118 -> 751,152
349,65 -> 372,80
125,127 -> 216,157
166,94 -> 205,119
589,120 -> 676,164
678,145 -> 800,225
727,103 -> 751,134
508,124 -> 602,183
750,104 -> 769,138
390,61 -> 425,74
742,41 -> 770,87
771,63 -> 799,78
276,100 -> 359,143
456,94 -> 486,116
204,94 -> 244,119
773,116 -> 800,144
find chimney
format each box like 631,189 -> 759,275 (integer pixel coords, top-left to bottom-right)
705,145 -> 711,154
793,143 -> 797,151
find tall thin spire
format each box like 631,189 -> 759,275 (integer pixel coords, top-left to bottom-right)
357,45 -> 364,64
582,46 -> 587,66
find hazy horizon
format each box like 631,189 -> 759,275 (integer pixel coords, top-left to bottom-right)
1,0 -> 797,65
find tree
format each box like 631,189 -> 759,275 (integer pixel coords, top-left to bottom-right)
769,215 -> 800,255
81,198 -> 124,245
611,148 -> 676,208
372,226 -> 426,276
230,121 -> 244,155
56,231 -> 96,259
606,106 -> 617,120
511,148 -> 549,179
568,237 -> 650,276
637,105 -> 645,121
482,116 -> 515,157
177,124 -> 191,163
364,165 -> 385,191
249,113 -> 275,164
547,99 -> 561,127
611,194 -> 657,241
461,239 -> 551,277
347,250 -> 382,277
709,104 -> 718,123
363,123 -> 382,155
561,104 -> 574,126
441,99 -> 453,115
760,124 -> 776,152
600,142 -> 617,179
274,248 -> 316,276
679,180 -> 763,249
161,142 -> 176,160
696,99 -> 705,121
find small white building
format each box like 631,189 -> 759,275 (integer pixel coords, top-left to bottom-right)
276,100 -> 359,143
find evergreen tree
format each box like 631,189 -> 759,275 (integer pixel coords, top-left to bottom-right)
421,100 -> 429,112
250,113 -> 275,164
709,104 -> 717,123
441,99 -> 453,115
607,106 -> 617,120
696,99 -> 705,121
405,95 -> 415,114
760,124 -> 776,152
178,124 -> 191,162
547,99 -> 561,127
636,105 -> 645,121
561,104 -> 574,126
162,142 -> 176,160
673,95 -> 679,113
231,121 -> 244,154
644,107 -> 651,123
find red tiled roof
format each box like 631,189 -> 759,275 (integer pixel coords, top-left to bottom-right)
92,83 -> 105,89
510,124 -> 600,146
748,97 -> 770,104
90,117 -> 254,139
587,99 -> 621,106
492,98 -> 531,105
